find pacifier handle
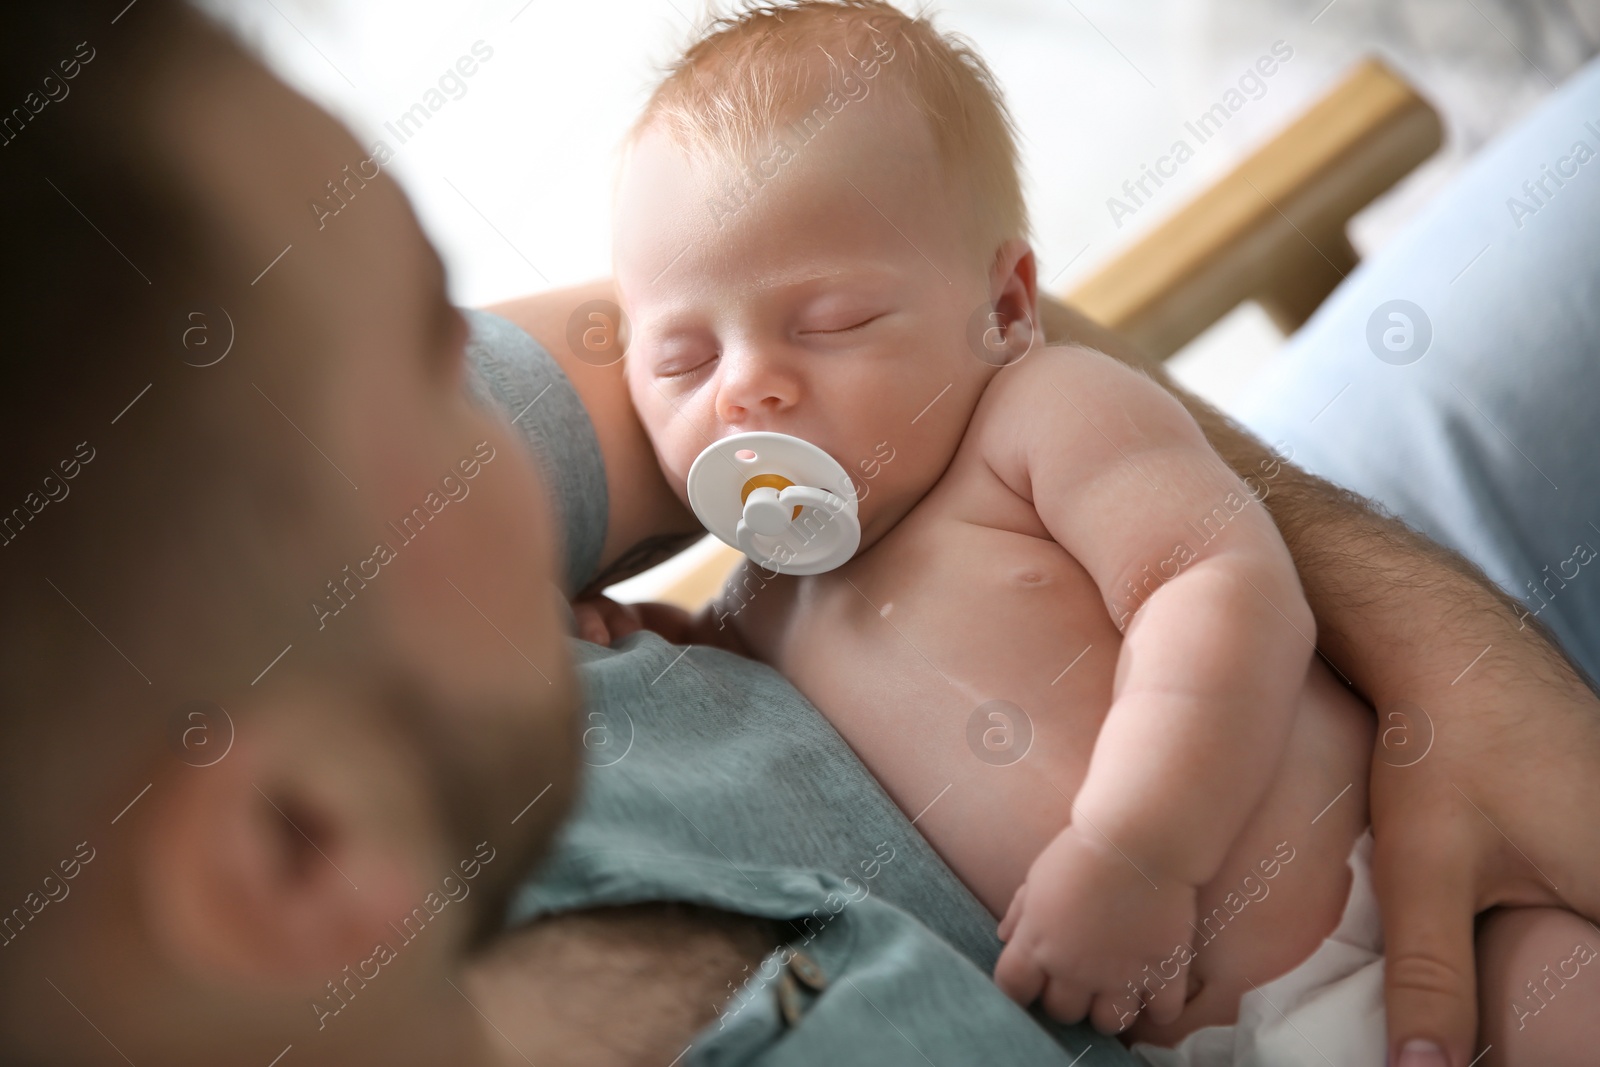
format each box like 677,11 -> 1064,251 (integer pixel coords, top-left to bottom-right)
775,484 -> 851,520
736,484 -> 856,573
740,484 -> 849,535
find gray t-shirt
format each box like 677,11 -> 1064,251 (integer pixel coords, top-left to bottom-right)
465,309 -> 1133,1065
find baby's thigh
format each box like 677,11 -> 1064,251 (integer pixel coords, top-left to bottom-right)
1475,905 -> 1600,1066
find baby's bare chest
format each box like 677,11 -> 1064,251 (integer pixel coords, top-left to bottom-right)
738,471 -> 1128,908
805,512 -> 1112,691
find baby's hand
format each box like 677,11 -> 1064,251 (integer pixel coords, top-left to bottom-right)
572,594 -> 694,647
994,824 -> 1197,1034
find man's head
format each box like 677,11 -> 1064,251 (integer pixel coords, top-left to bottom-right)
614,0 -> 1038,547
0,4 -> 578,1062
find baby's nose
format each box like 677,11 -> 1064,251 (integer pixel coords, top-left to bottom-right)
715,350 -> 799,424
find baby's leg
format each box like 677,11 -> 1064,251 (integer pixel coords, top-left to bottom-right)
1475,905 -> 1600,1065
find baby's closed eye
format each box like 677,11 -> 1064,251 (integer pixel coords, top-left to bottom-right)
797,311 -> 885,335
652,337 -> 717,379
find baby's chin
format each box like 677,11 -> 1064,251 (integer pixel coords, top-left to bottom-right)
845,501 -> 914,561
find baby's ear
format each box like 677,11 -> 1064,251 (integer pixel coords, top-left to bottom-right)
987,238 -> 1039,362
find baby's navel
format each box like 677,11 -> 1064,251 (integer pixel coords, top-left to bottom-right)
1014,570 -> 1047,586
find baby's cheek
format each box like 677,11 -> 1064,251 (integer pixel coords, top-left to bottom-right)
632,391 -> 686,460
655,426 -> 700,496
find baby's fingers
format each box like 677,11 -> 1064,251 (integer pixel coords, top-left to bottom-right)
606,601 -> 645,641
572,600 -> 612,645
997,883 -> 1027,942
1088,989 -> 1142,1035
1134,958 -> 1187,1028
1040,975 -> 1092,1025
1086,961 -> 1182,1034
993,939 -> 1046,1008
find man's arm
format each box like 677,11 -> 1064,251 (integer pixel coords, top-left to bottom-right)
1042,295 -> 1600,1067
485,282 -> 705,593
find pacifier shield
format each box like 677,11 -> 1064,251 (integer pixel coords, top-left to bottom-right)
686,431 -> 861,576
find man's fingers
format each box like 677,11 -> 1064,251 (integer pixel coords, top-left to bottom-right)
993,940 -> 1046,1007
1372,821 -> 1481,1067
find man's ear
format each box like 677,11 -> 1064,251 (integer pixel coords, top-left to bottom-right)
986,238 -> 1039,367
138,696 -> 449,985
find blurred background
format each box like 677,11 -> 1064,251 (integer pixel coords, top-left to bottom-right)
209,0 -> 1600,592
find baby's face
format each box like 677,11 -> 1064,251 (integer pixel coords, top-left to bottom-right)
614,91 -> 1005,549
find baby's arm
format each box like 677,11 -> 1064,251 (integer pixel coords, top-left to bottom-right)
989,345 -> 1315,1029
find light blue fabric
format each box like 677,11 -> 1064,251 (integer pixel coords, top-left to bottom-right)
1231,55 -> 1600,685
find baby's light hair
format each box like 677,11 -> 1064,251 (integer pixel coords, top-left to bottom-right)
632,0 -> 1029,263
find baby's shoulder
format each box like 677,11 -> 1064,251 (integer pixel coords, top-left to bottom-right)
976,342 -> 1146,410
966,342 -> 1202,480
967,343 -> 1144,442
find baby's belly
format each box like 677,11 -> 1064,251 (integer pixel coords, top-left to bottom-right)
776,520 -> 1374,1040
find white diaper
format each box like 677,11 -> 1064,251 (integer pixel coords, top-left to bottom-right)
1132,830 -> 1385,1067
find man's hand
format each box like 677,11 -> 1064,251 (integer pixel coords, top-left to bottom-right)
994,825 -> 1197,1034
572,594 -> 695,647
1369,670 -> 1600,1067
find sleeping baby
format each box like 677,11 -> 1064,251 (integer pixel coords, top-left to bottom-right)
591,2 -> 1597,1063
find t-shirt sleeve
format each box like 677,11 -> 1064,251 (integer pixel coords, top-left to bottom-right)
462,308 -> 608,594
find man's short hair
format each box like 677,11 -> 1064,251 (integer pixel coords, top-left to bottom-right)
0,0 -> 388,888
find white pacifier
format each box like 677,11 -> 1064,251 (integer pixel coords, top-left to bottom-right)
686,431 -> 861,576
